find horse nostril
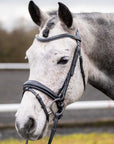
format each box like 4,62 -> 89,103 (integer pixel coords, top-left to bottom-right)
25,117 -> 35,133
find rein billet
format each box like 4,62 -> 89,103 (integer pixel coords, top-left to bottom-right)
23,29 -> 86,144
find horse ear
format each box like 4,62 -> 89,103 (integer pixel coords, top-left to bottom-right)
28,1 -> 49,27
58,2 -> 73,28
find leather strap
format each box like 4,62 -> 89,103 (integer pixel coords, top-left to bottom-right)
23,87 -> 49,121
35,33 -> 81,43
23,80 -> 58,100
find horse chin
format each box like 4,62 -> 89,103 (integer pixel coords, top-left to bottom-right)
29,123 -> 48,141
36,122 -> 48,140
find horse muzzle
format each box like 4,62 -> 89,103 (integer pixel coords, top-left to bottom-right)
15,114 -> 47,140
15,117 -> 37,140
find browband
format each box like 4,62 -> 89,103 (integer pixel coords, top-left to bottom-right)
35,32 -> 81,42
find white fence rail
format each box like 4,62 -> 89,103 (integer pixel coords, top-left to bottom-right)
0,63 -> 29,70
0,100 -> 114,113
66,100 -> 114,110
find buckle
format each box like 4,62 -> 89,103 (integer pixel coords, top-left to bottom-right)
50,98 -> 65,116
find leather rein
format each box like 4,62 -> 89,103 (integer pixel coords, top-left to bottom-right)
23,29 -> 86,144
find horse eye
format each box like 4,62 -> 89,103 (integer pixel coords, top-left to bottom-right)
57,56 -> 69,65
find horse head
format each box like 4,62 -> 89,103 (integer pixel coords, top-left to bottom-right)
15,1 -> 88,141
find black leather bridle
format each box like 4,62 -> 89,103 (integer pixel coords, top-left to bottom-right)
23,29 -> 86,144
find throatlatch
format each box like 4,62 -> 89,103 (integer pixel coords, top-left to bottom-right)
23,29 -> 86,144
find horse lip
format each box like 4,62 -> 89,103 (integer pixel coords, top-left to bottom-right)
25,120 -> 47,140
25,132 -> 43,140
20,129 -> 38,140
20,130 -> 37,140
28,134 -> 39,140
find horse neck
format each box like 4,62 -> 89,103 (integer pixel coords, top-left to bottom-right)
75,13 -> 114,99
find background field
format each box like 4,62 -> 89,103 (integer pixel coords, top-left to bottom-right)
1,133 -> 114,144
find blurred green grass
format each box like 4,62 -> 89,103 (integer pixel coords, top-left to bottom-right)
1,133 -> 114,144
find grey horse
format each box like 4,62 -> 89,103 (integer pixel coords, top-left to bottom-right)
15,1 -> 114,141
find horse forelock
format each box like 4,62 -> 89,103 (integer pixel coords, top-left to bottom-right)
42,16 -> 57,38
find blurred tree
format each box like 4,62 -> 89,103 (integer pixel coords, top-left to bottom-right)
0,22 -> 38,62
